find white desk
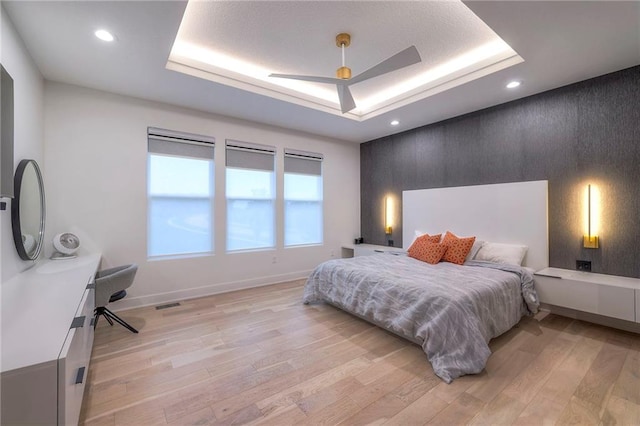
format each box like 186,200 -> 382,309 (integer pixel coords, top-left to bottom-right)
1,253 -> 101,425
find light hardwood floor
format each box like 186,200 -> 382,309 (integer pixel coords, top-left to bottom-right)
80,280 -> 640,425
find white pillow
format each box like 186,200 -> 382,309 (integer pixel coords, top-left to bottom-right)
474,242 -> 528,266
409,230 -> 423,246
412,230 -> 442,245
465,240 -> 485,262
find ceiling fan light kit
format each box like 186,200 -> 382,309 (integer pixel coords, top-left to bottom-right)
270,33 -> 421,114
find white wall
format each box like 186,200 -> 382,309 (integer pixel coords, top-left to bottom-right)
44,82 -> 360,309
0,6 -> 45,283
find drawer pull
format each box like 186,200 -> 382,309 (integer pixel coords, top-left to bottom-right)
90,317 -> 96,327
86,282 -> 96,290
374,249 -> 384,253
71,316 -> 85,329
75,367 -> 86,384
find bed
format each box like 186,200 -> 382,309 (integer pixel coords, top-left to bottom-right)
303,180 -> 549,383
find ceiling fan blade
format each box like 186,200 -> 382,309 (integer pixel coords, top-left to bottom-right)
337,84 -> 356,113
349,46 -> 421,85
269,73 -> 343,85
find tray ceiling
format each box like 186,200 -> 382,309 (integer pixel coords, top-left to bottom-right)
168,1 -> 522,120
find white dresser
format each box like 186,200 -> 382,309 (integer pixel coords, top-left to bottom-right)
1,253 -> 101,425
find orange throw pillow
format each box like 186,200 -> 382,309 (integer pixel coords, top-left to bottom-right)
407,234 -> 447,264
441,231 -> 476,265
407,233 -> 441,255
408,241 -> 447,264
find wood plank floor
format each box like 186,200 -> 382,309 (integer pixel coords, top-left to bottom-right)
80,280 -> 640,425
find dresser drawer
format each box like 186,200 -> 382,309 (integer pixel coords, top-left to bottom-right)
58,287 -> 95,425
1,361 -> 58,424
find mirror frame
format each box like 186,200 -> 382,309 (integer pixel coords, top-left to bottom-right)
11,159 -> 46,260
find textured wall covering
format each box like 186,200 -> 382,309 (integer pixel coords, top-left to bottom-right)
360,65 -> 640,278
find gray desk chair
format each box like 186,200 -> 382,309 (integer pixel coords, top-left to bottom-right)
94,264 -> 139,334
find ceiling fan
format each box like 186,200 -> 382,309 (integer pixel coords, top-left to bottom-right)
270,33 -> 421,114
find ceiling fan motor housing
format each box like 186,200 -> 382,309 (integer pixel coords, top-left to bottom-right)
336,66 -> 351,79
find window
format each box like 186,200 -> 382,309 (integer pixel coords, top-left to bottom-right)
284,148 -> 323,246
147,128 -> 214,257
226,140 -> 276,251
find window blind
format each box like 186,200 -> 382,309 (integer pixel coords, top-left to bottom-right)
284,148 -> 323,176
148,127 -> 214,159
226,140 -> 275,171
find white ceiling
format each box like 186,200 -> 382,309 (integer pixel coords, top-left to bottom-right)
3,1 -> 640,143
169,1 -> 521,120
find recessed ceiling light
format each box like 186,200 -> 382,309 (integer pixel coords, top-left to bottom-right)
95,29 -> 114,42
506,80 -> 521,89
390,120 -> 400,126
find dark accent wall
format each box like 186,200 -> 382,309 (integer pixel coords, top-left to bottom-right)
361,65 -> 640,278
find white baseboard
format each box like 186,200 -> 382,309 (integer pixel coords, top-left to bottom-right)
109,269 -> 312,312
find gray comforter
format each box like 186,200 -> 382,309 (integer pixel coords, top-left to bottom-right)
303,254 -> 539,383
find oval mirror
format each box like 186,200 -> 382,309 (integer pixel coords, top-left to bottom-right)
11,159 -> 46,260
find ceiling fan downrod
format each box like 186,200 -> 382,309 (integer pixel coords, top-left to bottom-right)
336,33 -> 352,80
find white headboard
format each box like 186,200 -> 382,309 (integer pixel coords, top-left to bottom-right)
402,180 -> 549,271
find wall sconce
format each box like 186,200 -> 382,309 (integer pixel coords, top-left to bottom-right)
583,184 -> 599,249
385,196 -> 393,234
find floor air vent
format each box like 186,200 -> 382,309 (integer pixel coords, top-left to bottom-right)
155,302 -> 181,310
